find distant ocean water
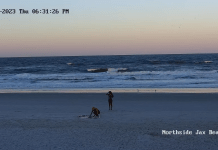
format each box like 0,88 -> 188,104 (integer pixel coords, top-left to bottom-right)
0,54 -> 217,90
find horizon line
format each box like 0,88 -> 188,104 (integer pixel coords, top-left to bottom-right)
0,52 -> 217,58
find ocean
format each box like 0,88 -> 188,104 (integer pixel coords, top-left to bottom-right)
0,54 -> 217,91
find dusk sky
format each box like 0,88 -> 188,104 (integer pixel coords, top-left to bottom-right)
0,0 -> 218,57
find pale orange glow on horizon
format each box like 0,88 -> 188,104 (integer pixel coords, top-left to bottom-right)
1,1 -> 218,57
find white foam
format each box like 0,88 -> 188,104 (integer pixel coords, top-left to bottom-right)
107,68 -> 128,73
87,68 -> 108,72
0,69 -> 218,89
204,61 -> 213,63
87,69 -> 97,72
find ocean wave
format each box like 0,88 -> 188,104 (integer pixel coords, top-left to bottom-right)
67,63 -> 74,65
107,68 -> 129,73
2,69 -> 217,81
87,68 -> 108,73
194,61 -> 213,64
118,68 -> 129,72
1,54 -> 218,89
0,71 -> 218,89
204,61 -> 213,63
87,68 -> 129,73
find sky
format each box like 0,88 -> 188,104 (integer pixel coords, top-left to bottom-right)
0,0 -> 218,57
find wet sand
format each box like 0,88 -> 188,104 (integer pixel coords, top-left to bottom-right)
0,93 -> 218,150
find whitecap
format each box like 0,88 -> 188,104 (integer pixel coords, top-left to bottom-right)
204,61 -> 213,63
87,68 -> 108,73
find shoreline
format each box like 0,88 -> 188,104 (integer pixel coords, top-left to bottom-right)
1,88 -> 218,93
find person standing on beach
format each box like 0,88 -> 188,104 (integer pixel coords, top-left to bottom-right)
106,91 -> 114,110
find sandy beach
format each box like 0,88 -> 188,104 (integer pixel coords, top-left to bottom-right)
1,92 -> 218,150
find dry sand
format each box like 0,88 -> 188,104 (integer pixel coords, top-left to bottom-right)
0,93 -> 218,150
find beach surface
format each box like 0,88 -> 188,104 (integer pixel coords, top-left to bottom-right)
0,92 -> 218,150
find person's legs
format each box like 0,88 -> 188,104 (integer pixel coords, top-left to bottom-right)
109,99 -> 112,110
108,100 -> 110,110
